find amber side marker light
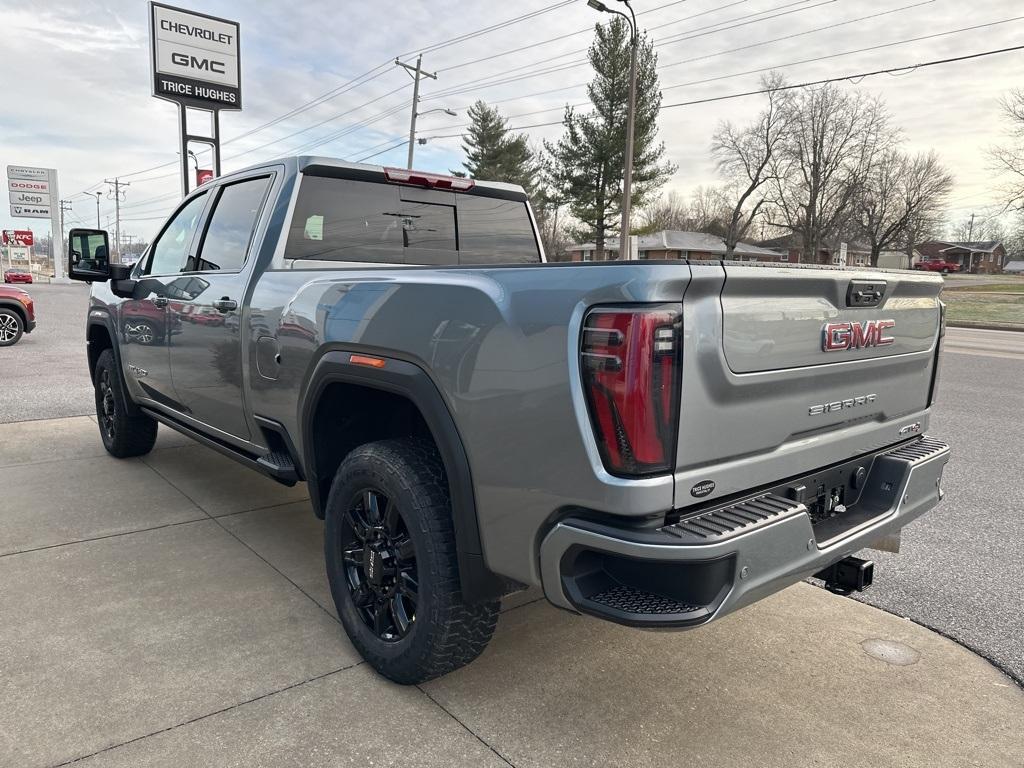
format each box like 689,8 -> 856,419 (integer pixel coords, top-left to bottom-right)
350,354 -> 387,369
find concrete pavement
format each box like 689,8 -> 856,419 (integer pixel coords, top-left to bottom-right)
1,415 -> 1022,767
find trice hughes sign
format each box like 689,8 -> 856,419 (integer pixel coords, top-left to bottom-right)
150,2 -> 241,110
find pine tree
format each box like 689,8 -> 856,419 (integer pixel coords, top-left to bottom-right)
455,101 -> 538,194
546,18 -> 674,258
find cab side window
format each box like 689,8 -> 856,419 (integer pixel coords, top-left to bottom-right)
144,193 -> 208,276
191,177 -> 271,272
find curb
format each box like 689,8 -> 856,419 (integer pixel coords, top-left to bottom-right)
947,321 -> 1024,332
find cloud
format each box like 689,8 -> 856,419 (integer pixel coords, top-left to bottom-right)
2,0 -> 1022,242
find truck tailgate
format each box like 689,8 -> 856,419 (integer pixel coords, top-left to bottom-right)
674,263 -> 943,507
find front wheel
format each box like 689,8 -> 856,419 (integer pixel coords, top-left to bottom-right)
93,348 -> 158,457
324,439 -> 499,684
0,309 -> 23,346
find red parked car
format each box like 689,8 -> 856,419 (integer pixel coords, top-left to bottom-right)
3,268 -> 33,284
0,284 -> 35,346
913,257 -> 961,274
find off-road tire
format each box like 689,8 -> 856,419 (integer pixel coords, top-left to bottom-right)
324,438 -> 499,684
93,348 -> 158,458
0,308 -> 23,347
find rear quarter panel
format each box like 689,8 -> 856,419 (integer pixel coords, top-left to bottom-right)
248,262 -> 692,584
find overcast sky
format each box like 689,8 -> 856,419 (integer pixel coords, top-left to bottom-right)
2,0 -> 1022,244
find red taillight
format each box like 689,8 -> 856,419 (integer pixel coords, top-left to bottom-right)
580,305 -> 681,477
383,167 -> 475,191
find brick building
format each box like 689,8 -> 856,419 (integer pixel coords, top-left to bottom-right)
915,241 -> 1006,274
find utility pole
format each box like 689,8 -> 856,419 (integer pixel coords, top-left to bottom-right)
104,178 -> 130,263
395,55 -> 438,169
59,200 -> 72,275
967,212 -> 975,242
59,200 -> 72,235
94,191 -> 102,228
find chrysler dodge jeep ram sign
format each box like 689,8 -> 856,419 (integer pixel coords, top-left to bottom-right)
149,2 -> 241,109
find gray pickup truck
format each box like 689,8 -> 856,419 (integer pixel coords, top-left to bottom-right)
68,156 -> 950,683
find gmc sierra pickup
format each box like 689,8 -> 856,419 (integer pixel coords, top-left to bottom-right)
69,156 -> 950,684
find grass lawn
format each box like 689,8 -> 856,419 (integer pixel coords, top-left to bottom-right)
942,292 -> 1024,328
943,283 -> 1024,293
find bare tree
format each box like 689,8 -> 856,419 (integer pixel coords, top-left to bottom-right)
768,84 -> 895,263
686,186 -> 731,237
713,73 -> 791,258
636,190 -> 688,234
989,88 -> 1024,210
947,213 -> 1005,243
859,150 -> 953,265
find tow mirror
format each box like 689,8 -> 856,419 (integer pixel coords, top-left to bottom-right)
68,229 -> 113,282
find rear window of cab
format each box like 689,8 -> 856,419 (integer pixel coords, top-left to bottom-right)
284,176 -> 540,266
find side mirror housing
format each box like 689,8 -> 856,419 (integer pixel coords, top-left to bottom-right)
68,229 -> 115,282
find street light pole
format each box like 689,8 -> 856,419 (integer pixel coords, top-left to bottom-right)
620,7 -> 638,261
94,192 -> 102,229
587,0 -> 638,261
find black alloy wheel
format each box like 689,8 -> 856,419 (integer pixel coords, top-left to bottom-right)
98,367 -> 117,442
341,488 -> 418,641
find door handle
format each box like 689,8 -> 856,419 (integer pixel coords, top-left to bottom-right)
213,297 -> 238,313
152,297 -> 168,308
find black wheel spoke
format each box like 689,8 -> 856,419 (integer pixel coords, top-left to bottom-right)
344,508 -> 370,542
342,546 -> 362,567
390,594 -> 412,636
399,571 -> 419,604
363,490 -> 382,526
394,536 -> 415,563
352,583 -> 373,608
372,598 -> 391,636
383,499 -> 401,535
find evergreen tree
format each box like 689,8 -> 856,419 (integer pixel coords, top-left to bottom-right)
546,18 -> 674,258
455,100 -> 538,194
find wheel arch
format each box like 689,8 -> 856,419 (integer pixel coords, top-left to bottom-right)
87,313 -> 144,417
0,299 -> 27,327
300,350 -> 508,604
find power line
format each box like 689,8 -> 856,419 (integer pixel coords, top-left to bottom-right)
396,0 -> 577,59
435,0 -> 731,74
416,43 -> 1024,142
426,0 -> 836,101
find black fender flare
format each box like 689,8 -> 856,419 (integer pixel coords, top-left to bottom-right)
299,350 -> 506,604
86,311 -> 144,417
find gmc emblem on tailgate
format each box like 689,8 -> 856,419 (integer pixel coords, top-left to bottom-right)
821,320 -> 895,352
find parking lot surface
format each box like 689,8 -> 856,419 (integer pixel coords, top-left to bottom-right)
1,416 -> 1021,767
4,283 -> 1022,685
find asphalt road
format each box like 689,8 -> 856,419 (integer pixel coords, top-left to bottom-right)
2,284 -> 1021,682
0,282 -> 93,423
853,327 -> 1024,683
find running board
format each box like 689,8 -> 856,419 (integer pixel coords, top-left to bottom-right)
141,408 -> 299,486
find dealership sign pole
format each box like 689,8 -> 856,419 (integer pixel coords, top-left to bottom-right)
7,165 -> 63,279
149,2 -> 242,198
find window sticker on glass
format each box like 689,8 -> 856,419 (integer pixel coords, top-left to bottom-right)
304,215 -> 324,241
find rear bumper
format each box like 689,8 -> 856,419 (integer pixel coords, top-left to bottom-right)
539,436 -> 950,628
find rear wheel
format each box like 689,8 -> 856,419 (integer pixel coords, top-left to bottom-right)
0,309 -> 23,346
93,349 -> 158,457
324,438 -> 499,684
